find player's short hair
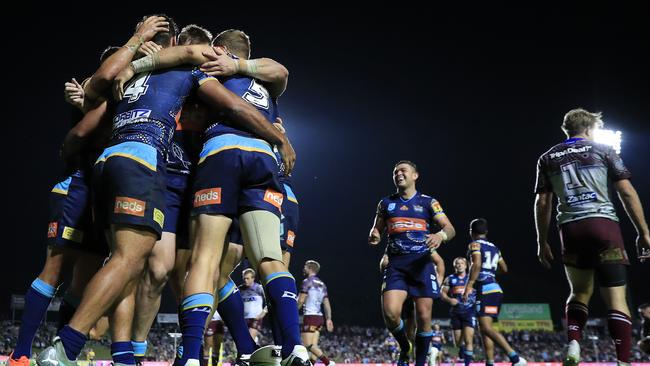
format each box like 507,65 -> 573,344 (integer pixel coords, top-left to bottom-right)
453,257 -> 467,266
305,260 -> 321,274
394,160 -> 418,172
178,24 -> 213,45
99,46 -> 120,63
561,108 -> 604,137
470,218 -> 488,235
139,14 -> 179,47
213,29 -> 251,59
640,303 -> 650,311
242,268 -> 256,278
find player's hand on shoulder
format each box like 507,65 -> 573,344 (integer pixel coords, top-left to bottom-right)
637,234 -> 650,262
113,66 -> 136,101
537,241 -> 554,269
200,46 -> 237,77
137,41 -> 163,58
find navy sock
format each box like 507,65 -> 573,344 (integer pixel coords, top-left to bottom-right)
264,272 -> 301,358
458,345 -> 466,358
57,293 -> 80,332
179,293 -> 213,362
267,302 -> 284,346
132,340 -> 147,362
58,325 -> 87,361
415,331 -> 433,366
13,279 -> 56,358
111,341 -> 135,365
508,351 -> 520,364
463,350 -> 473,366
389,320 -> 411,358
217,280 -> 257,354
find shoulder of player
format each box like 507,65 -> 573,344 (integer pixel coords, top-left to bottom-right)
468,241 -> 482,252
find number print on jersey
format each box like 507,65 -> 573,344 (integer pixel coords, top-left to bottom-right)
561,162 -> 584,190
124,73 -> 151,103
243,79 -> 270,109
482,251 -> 500,270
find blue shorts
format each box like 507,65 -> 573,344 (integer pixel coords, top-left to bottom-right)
192,134 -> 283,218
164,171 -> 191,249
450,309 -> 477,330
476,282 -> 503,318
280,182 -> 299,253
93,142 -> 167,239
48,170 -> 108,256
431,342 -> 442,350
382,252 -> 439,298
228,217 -> 243,245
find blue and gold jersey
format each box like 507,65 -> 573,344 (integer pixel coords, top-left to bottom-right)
468,239 -> 502,285
444,273 -> 476,312
112,67 -> 214,154
205,75 -> 279,140
377,192 -> 445,256
167,93 -> 207,175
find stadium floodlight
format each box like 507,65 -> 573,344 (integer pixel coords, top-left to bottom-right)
594,129 -> 622,154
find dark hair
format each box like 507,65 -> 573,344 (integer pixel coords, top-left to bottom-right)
140,14 -> 179,47
470,218 -> 488,235
99,46 -> 120,63
394,160 -> 418,172
213,29 -> 251,59
178,24 -> 213,45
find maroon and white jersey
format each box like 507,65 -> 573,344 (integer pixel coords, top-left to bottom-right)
239,282 -> 265,319
301,275 -> 328,316
535,138 -> 631,225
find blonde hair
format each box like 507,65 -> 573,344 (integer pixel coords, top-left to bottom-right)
305,260 -> 321,274
562,108 -> 604,137
242,268 -> 256,278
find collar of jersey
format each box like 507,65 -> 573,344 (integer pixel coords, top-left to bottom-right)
398,191 -> 418,202
565,137 -> 585,144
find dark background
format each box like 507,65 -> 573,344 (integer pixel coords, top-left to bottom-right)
3,4 -> 649,327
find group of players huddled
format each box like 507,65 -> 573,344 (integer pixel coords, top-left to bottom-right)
368,109 -> 649,366
6,12 -> 650,366
7,13 -> 339,366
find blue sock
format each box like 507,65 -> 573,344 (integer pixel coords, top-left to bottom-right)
217,280 -> 257,355
487,360 -> 494,366
264,272 -> 301,358
13,279 -> 56,358
179,293 -> 213,362
132,340 -> 147,361
458,345 -> 466,358
415,331 -> 433,366
464,350 -> 473,366
389,320 -> 411,358
508,351 -> 520,363
111,341 -> 135,365
58,325 -> 87,361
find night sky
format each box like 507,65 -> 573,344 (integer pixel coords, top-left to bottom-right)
4,5 -> 649,327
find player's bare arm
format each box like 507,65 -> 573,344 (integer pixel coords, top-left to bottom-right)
369,208 -> 386,246
497,256 -> 508,274
614,179 -> 650,260
440,278 -> 458,306
297,292 -> 307,309
431,250 -> 445,286
60,100 -> 109,161
323,297 -> 334,332
85,16 -> 169,101
463,248 -> 481,302
534,192 -> 554,268
426,213 -> 455,250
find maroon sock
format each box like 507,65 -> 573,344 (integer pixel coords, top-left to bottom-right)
607,310 -> 632,363
566,301 -> 589,342
319,355 -> 330,365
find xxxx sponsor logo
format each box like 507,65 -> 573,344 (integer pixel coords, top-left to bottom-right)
263,189 -> 284,209
194,188 -> 221,207
114,197 -> 146,217
47,222 -> 58,238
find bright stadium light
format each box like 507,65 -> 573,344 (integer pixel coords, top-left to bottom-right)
594,129 -> 622,154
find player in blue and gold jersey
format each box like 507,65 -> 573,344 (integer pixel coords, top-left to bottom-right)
441,257 -> 475,366
463,218 -> 526,366
369,160 -> 456,366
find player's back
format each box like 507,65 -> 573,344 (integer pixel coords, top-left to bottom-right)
205,75 -> 279,140
536,138 -> 631,225
468,239 -> 501,285
112,67 -> 209,153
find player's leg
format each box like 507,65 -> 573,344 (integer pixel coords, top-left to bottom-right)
461,323 -> 475,366
301,331 -> 316,362
477,316 -> 519,362
132,232 -> 177,361
170,248 -> 192,302
596,262 -> 632,364
414,297 -> 433,366
309,330 -> 333,366
383,289 -> 410,363
110,283 -> 137,366
214,240 -> 258,356
482,333 -> 494,366
563,265 -> 594,365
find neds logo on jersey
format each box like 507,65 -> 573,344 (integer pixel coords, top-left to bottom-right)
194,188 -> 222,207
263,189 -> 284,209
114,197 -> 146,217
